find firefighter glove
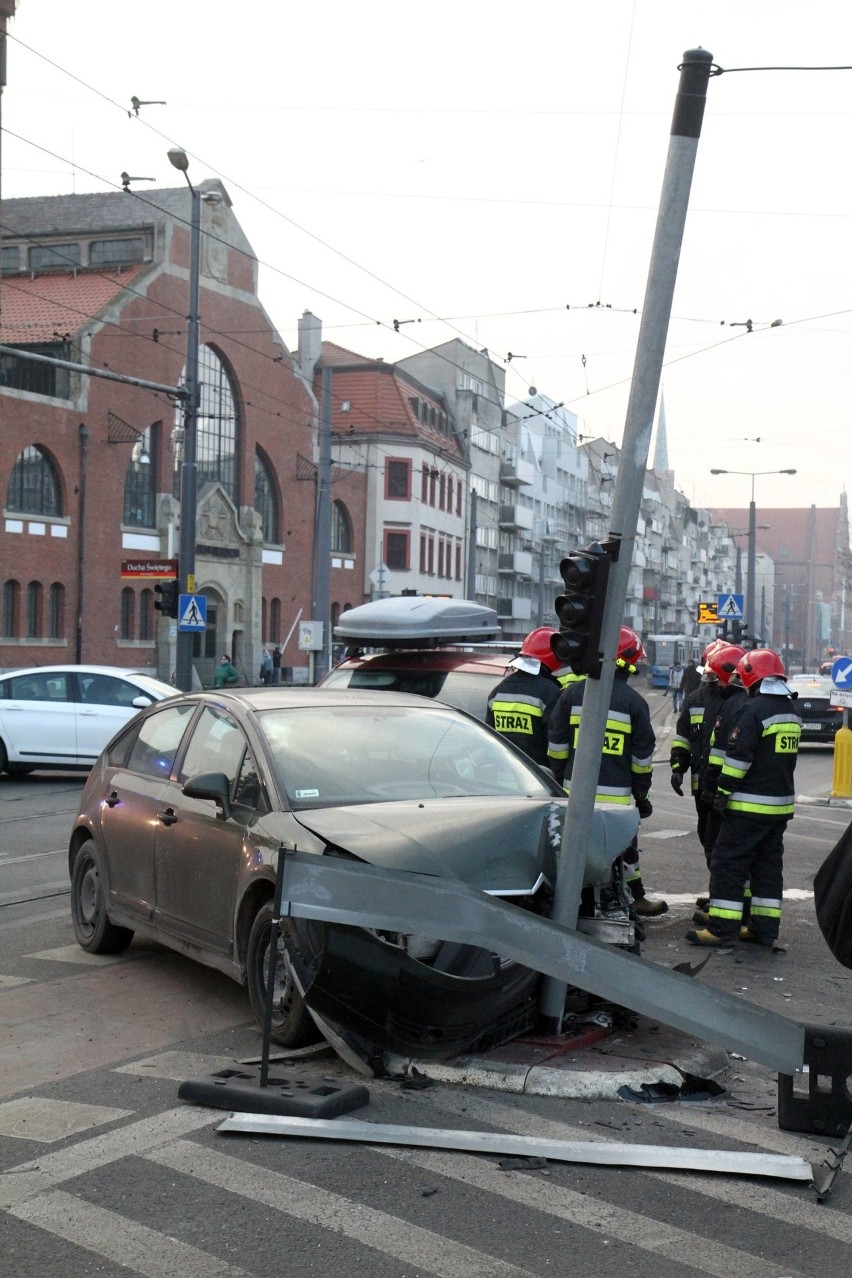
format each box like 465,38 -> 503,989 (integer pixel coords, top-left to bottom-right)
712,791 -> 730,816
634,794 -> 653,819
670,771 -> 684,796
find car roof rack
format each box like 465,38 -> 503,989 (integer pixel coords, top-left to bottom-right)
333,596 -> 501,648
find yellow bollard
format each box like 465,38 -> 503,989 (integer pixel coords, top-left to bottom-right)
831,721 -> 852,799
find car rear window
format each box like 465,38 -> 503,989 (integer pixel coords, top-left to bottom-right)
322,667 -> 501,721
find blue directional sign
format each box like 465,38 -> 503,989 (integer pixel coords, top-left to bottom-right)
178,593 -> 207,632
717,592 -> 744,621
831,655 -> 852,690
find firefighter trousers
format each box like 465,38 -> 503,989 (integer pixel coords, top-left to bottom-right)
707,813 -> 787,942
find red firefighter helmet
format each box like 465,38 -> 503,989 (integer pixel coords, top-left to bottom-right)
705,643 -> 745,686
617,626 -> 645,669
701,638 -> 726,665
735,648 -> 786,690
518,626 -> 560,673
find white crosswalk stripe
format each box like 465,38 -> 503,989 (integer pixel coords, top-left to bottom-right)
147,1138 -> 535,1278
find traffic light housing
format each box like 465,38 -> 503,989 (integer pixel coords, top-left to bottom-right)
154,579 -> 179,619
551,540 -> 617,678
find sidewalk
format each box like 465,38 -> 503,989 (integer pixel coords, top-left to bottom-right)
389,1016 -> 729,1101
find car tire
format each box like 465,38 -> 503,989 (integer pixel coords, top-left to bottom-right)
246,902 -> 319,1047
70,839 -> 134,954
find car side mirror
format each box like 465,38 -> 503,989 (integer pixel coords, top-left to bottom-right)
132,696 -> 153,708
182,770 -> 232,820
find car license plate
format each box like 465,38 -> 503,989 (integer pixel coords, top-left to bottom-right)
802,722 -> 823,731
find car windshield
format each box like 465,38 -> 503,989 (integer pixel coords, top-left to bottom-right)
257,703 -> 552,808
789,676 -> 832,695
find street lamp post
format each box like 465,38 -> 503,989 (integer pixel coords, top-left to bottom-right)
710,469 -> 796,642
168,148 -> 201,693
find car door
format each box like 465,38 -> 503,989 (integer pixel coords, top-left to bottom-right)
98,702 -> 197,922
73,671 -> 157,765
0,670 -> 77,765
152,704 -> 252,954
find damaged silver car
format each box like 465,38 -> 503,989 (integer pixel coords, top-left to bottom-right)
68,688 -> 633,1063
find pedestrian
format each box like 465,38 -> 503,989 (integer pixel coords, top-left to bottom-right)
213,653 -> 240,688
486,627 -> 562,767
272,644 -> 282,685
668,660 -> 684,712
260,646 -> 273,685
548,626 -> 668,919
679,658 -> 701,701
686,648 -> 802,948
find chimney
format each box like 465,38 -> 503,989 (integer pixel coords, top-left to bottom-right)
297,311 -> 322,383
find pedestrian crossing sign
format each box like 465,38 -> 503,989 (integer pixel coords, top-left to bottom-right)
178,593 -> 207,631
717,593 -> 744,620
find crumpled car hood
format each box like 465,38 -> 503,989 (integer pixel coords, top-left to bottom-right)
293,796 -> 564,894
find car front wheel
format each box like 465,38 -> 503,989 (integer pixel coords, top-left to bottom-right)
246,902 -> 319,1047
70,839 -> 134,954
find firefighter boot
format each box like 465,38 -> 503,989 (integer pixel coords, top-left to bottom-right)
692,909 -> 711,926
740,927 -> 775,947
685,927 -> 731,948
632,895 -> 669,917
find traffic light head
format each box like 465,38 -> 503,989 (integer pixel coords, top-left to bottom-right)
154,579 -> 179,619
551,540 -> 616,678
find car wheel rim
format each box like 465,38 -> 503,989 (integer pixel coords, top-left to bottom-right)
78,860 -> 100,931
264,931 -> 294,1017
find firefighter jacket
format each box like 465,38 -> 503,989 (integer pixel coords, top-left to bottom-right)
553,665 -> 587,690
486,667 -> 561,766
716,688 -> 802,820
547,668 -> 655,802
703,685 -> 747,793
670,684 -> 712,792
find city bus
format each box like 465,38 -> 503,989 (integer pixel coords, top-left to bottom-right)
643,633 -> 702,688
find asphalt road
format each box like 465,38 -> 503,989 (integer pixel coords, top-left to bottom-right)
1,697 -> 851,1277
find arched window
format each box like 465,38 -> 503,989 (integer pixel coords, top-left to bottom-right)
48,583 -> 65,639
3,580 -> 20,637
7,445 -> 61,516
26,581 -> 42,638
176,345 -> 239,504
255,449 -> 279,543
120,587 -> 136,640
139,588 -> 153,642
123,427 -> 156,527
331,500 -> 353,554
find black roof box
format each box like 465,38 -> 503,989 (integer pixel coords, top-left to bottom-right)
333,597 -> 501,647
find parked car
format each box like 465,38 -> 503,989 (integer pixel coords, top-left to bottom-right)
0,665 -> 176,775
787,674 -> 844,743
320,595 -> 512,720
68,687 -> 630,1068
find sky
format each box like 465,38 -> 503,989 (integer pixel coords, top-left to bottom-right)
2,0 -> 851,516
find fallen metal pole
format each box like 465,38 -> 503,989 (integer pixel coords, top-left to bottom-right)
277,851 -> 805,1074
217,1113 -> 814,1183
541,48 -> 715,1026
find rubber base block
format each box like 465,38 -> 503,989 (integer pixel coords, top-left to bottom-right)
178,1067 -> 369,1117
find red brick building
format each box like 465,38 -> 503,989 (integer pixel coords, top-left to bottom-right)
1,182 -> 318,684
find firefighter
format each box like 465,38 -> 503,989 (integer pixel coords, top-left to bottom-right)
486,626 -> 562,767
686,648 -> 802,947
547,626 -> 667,917
689,644 -> 747,926
670,638 -> 731,907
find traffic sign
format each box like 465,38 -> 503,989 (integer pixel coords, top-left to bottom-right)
829,688 -> 852,709
178,593 -> 207,632
717,593 -> 744,620
697,601 -> 718,624
121,558 -> 177,579
831,655 -> 852,689
368,562 -> 392,591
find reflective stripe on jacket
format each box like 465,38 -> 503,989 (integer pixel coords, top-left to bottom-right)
486,668 -> 561,766
547,668 -> 655,801
717,691 -> 802,819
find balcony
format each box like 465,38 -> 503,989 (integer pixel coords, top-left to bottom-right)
498,550 -> 534,577
500,456 -> 536,486
497,596 -> 533,621
498,504 -> 534,532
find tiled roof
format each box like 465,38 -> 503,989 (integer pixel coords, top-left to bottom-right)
319,340 -> 381,368
0,181 -> 228,240
0,266 -> 149,343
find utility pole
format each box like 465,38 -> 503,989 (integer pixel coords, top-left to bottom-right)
466,488 -> 478,599
540,48 -> 714,1029
312,364 -> 333,683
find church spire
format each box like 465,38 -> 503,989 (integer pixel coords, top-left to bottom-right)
653,392 -> 670,472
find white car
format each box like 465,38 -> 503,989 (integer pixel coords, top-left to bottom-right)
0,665 -> 176,775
